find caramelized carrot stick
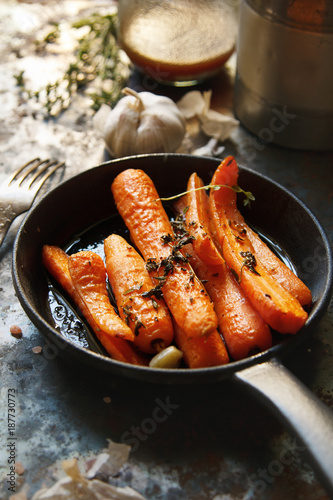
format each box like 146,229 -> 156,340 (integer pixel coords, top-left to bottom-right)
42,245 -> 147,365
209,157 -> 308,334
172,194 -> 188,217
185,243 -> 272,360
104,234 -> 174,354
42,245 -> 76,297
174,195 -> 271,359
68,251 -> 135,342
210,156 -> 312,306
185,172 -> 224,266
173,322 -> 229,368
247,228 -> 312,306
111,168 -> 218,339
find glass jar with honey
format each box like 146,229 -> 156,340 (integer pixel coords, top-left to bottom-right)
117,0 -> 238,86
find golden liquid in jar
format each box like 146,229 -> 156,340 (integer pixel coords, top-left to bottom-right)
118,0 -> 237,84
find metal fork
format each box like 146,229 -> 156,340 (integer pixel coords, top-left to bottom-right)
0,157 -> 65,246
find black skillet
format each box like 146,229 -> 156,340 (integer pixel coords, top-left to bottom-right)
12,154 -> 333,495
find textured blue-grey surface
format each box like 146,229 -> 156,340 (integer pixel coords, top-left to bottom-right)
0,2 -> 332,499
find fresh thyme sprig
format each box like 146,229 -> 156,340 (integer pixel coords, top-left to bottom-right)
14,12 -> 129,116
158,184 -> 255,207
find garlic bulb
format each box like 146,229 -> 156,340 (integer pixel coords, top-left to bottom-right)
94,87 -> 186,157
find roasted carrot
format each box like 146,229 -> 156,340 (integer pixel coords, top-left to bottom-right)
184,243 -> 272,360
209,157 -> 308,334
247,229 -> 312,306
173,196 -> 272,359
68,251 -> 135,342
42,245 -> 147,365
104,234 -> 174,354
172,194 -> 188,218
42,245 -> 76,297
210,156 -> 312,306
173,322 -> 229,368
185,172 -> 224,266
111,168 -> 218,339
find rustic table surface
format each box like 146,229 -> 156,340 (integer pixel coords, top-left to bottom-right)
0,1 -> 332,499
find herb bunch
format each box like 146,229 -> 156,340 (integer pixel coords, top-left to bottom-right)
15,12 -> 129,116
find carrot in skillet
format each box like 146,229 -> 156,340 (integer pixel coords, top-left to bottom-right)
104,234 -> 174,354
111,168 -> 218,339
42,245 -> 76,297
174,193 -> 271,359
184,243 -> 272,360
248,229 -> 312,306
173,322 -> 229,368
42,245 -> 147,365
209,157 -> 308,334
68,251 -> 135,342
210,156 -> 312,306
185,172 -> 224,266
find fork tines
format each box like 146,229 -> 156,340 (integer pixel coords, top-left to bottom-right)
10,158 -> 65,187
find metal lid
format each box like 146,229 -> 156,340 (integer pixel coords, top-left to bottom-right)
245,0 -> 333,32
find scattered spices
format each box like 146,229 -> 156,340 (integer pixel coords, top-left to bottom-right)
141,282 -> 164,301
32,346 -> 43,354
145,259 -> 159,273
151,298 -> 158,310
15,462 -> 25,475
123,282 -> 144,294
142,229 -> 196,301
240,251 -> 261,282
134,318 -> 145,336
10,325 -> 22,339
122,304 -> 132,325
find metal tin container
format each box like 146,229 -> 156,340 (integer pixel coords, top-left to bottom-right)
234,0 -> 333,150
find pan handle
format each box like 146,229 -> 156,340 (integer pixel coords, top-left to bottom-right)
233,358 -> 333,497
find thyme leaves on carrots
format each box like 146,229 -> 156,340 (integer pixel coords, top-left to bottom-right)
145,259 -> 159,273
158,184 -> 255,208
239,251 -> 261,282
141,283 -> 164,301
123,282 -> 144,295
122,304 -> 145,335
142,230 -> 195,301
230,251 -> 261,284
134,318 -> 145,336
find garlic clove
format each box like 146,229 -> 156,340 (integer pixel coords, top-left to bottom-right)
93,103 -> 110,135
134,91 -> 186,154
106,105 -> 140,157
149,346 -> 183,369
177,89 -> 239,143
177,90 -> 207,119
193,137 -> 226,157
201,108 -> 239,141
138,105 -> 186,154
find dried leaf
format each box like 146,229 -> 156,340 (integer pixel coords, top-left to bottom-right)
177,90 -> 207,119
177,90 -> 239,142
201,108 -> 239,141
86,439 -> 130,479
31,440 -> 146,500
